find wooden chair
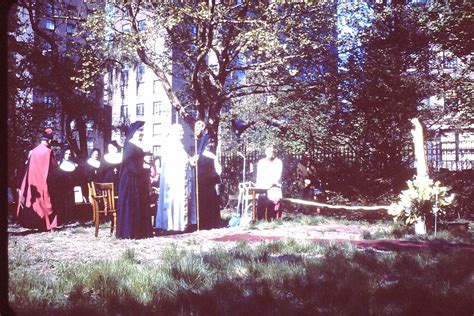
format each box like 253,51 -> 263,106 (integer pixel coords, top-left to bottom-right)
87,182 -> 95,222
90,182 -> 117,237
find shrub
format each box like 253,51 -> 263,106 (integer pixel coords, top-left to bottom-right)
388,176 -> 455,225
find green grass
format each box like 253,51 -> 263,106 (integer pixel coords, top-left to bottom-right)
9,237 -> 474,315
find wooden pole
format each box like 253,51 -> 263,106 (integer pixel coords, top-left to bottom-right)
194,136 -> 200,231
194,121 -> 205,231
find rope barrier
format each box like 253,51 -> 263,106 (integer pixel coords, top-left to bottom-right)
282,198 -> 391,211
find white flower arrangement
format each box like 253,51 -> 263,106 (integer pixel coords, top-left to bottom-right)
388,176 -> 455,225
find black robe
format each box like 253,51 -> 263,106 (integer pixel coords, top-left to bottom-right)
50,162 -> 80,224
82,160 -> 102,183
101,160 -> 121,192
197,155 -> 221,229
116,141 -> 152,239
80,160 -> 102,199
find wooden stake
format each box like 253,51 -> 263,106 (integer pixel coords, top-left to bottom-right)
194,120 -> 205,230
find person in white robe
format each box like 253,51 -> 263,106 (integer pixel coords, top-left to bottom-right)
155,124 -> 197,232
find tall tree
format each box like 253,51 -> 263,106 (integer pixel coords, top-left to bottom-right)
339,3 -> 439,178
421,1 -> 473,123
78,1 -> 337,147
8,10 -> 39,184
8,0 -> 108,174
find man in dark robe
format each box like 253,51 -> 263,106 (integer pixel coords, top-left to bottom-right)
197,141 -> 222,229
17,128 -> 58,231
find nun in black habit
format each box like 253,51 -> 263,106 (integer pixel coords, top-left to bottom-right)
101,140 -> 122,191
116,121 -> 153,239
50,146 -> 80,224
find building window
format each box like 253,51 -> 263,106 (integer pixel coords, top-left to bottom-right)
43,95 -> 55,109
122,23 -> 130,33
105,32 -> 113,42
444,90 -> 458,112
137,64 -> 145,82
153,101 -> 162,115
191,25 -> 197,36
137,19 -> 146,31
45,3 -> 54,15
66,23 -> 76,35
153,80 -> 160,94
137,82 -> 145,96
210,63 -> 218,73
86,120 -> 94,130
153,123 -> 162,137
136,103 -> 145,116
120,104 -> 129,118
121,66 -> 129,86
45,19 -> 55,31
41,42 -> 52,54
153,145 -> 161,157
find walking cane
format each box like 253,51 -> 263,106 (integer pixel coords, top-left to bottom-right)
194,120 -> 205,230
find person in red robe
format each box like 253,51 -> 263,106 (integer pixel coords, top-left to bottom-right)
17,128 -> 58,231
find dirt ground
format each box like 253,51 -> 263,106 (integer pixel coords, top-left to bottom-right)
8,216 -> 474,279
7,219 -> 386,270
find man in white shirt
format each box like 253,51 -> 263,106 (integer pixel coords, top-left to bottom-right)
256,145 -> 283,220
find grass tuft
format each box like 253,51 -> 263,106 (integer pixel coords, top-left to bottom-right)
9,219 -> 474,315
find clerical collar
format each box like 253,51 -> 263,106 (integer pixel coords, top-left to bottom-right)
59,160 -> 77,172
87,158 -> 101,169
104,153 -> 122,165
104,152 -> 122,164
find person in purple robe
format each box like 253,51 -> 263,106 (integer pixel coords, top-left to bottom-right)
116,121 -> 153,239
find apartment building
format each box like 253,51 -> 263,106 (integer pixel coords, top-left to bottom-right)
424,51 -> 474,171
10,0 -> 105,157
104,9 -> 194,157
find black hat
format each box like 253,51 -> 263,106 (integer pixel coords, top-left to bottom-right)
109,140 -> 120,148
124,121 -> 145,144
108,140 -> 121,152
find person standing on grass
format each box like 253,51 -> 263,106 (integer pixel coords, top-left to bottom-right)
101,140 -> 122,192
83,148 -> 103,181
155,123 -> 197,232
197,140 -> 222,229
116,121 -> 153,239
81,147 -> 103,200
256,145 -> 283,220
50,146 -> 80,224
150,157 -> 161,192
17,128 -> 58,231
143,152 -> 157,223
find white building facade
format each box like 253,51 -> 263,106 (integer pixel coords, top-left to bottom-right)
103,8 -> 194,157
